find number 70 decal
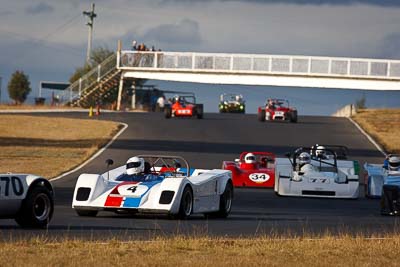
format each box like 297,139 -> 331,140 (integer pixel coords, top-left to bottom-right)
0,176 -> 24,197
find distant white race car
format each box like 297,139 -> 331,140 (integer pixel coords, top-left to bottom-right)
0,174 -> 54,228
364,155 -> 400,198
72,155 -> 233,219
274,147 -> 360,199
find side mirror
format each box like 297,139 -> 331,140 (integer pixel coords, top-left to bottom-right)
234,159 -> 240,163
105,159 -> 114,167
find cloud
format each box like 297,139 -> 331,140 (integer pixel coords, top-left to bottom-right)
143,19 -> 202,45
159,0 -> 400,7
378,33 -> 400,59
0,10 -> 13,16
25,2 -> 54,15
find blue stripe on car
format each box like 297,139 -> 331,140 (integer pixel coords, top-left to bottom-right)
122,180 -> 162,208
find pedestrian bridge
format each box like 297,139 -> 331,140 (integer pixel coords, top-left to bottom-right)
119,50 -> 400,90
61,47 -> 400,109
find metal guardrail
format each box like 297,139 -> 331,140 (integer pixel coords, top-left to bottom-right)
59,53 -> 118,105
119,51 -> 400,80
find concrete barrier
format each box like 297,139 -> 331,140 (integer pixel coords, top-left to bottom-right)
332,104 -> 356,117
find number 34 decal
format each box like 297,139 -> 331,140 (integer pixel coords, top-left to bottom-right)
0,176 -> 24,197
249,173 -> 270,183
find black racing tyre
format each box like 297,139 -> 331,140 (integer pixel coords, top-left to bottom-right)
177,186 -> 193,219
205,181 -> 233,219
164,106 -> 172,119
75,209 -> 98,217
258,109 -> 266,122
290,111 -> 298,123
15,185 -> 54,228
196,104 -> 203,119
217,181 -> 233,218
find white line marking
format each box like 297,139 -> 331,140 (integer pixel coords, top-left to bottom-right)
348,117 -> 386,157
51,122 -> 128,182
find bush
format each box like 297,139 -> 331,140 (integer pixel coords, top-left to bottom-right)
355,94 -> 366,110
8,70 -> 31,104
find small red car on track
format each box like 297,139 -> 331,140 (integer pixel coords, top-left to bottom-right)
164,94 -> 203,119
258,98 -> 297,123
222,152 -> 276,188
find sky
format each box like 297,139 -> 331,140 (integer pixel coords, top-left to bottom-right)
1,0 -> 400,114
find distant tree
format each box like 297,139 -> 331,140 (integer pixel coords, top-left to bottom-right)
69,64 -> 92,84
89,47 -> 114,66
8,70 -> 31,104
69,46 -> 114,84
355,94 -> 367,110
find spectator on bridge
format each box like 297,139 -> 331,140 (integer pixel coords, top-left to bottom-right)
132,40 -> 137,51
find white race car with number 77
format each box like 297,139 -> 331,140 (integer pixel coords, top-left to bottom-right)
274,147 -> 360,199
72,155 -> 233,219
0,174 -> 54,228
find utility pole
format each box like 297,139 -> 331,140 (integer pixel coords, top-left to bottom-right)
83,3 -> 97,65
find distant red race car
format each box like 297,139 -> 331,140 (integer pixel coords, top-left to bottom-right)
222,152 -> 276,188
258,98 -> 297,123
165,95 -> 203,119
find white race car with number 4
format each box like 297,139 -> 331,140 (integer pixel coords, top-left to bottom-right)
0,174 -> 54,228
72,155 -> 233,219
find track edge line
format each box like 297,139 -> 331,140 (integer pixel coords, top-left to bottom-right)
50,122 -> 129,182
347,117 -> 386,157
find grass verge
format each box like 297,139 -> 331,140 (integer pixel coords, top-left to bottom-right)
0,115 -> 121,178
352,108 -> 400,154
1,235 -> 400,266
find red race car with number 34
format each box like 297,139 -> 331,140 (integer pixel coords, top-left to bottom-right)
222,152 -> 276,188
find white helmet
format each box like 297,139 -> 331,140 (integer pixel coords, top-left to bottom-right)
316,145 -> 326,158
299,152 -> 311,165
244,153 -> 256,164
388,156 -> 400,171
126,157 -> 145,175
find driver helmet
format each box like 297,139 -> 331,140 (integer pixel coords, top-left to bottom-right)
388,155 -> 400,171
244,153 -> 256,164
316,145 -> 326,158
126,157 -> 145,175
299,152 -> 311,166
235,95 -> 241,102
173,95 -> 180,102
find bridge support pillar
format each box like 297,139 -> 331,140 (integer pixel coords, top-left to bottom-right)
131,80 -> 136,110
116,72 -> 124,111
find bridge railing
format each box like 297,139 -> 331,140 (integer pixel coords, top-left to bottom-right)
119,51 -> 400,80
59,53 -> 118,105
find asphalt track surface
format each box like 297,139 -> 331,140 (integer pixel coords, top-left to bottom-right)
1,112 -> 399,240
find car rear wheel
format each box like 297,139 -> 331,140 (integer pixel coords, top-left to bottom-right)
205,181 -> 233,218
196,104 -> 203,119
164,106 -> 172,119
290,111 -> 298,123
15,185 -> 54,228
258,109 -> 266,122
76,209 -> 98,217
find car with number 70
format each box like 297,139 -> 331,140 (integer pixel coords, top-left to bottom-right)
0,174 -> 54,228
